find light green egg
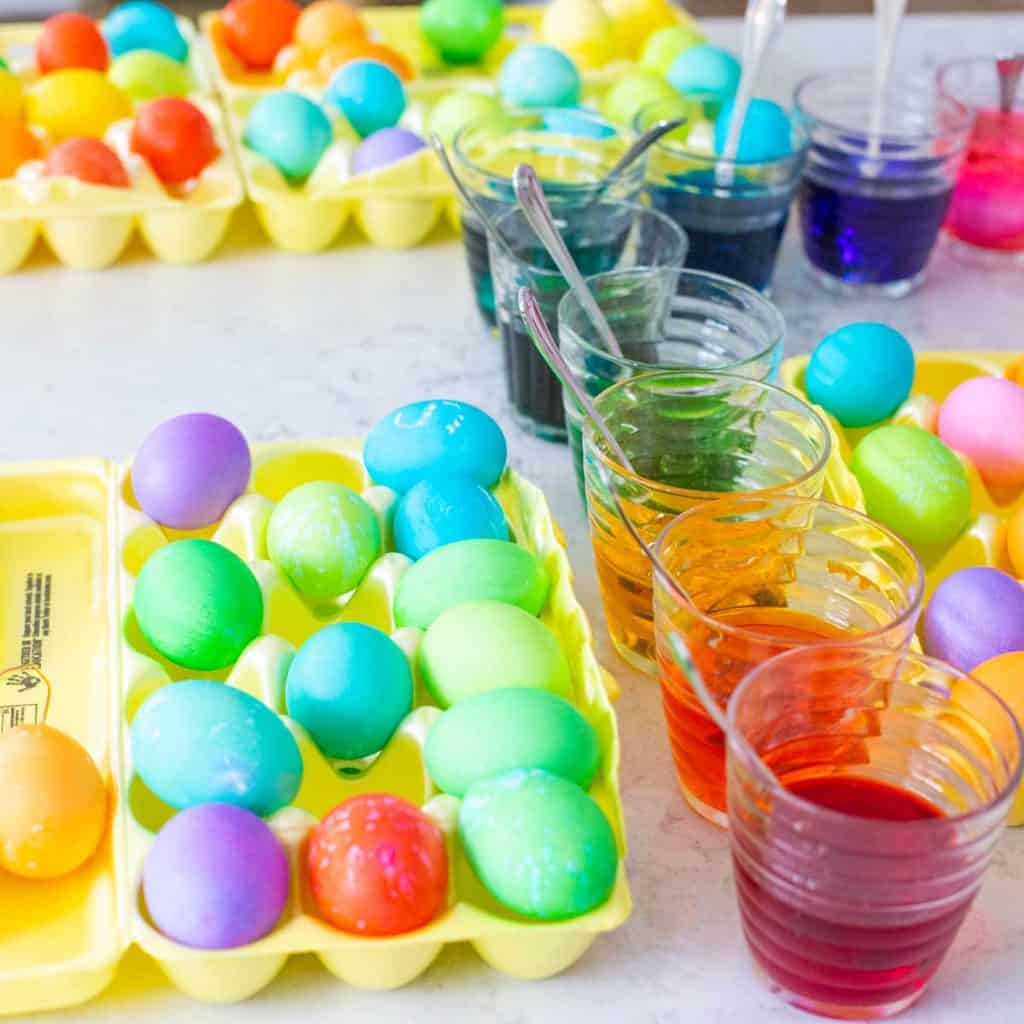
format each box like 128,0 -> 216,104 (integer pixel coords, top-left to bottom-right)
109,49 -> 190,101
458,768 -> 618,920
419,600 -> 571,707
640,23 -> 706,75
429,90 -> 503,145
601,68 -> 679,127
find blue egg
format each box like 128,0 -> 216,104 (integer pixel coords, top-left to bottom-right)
364,399 -> 508,493
714,97 -> 792,162
394,475 -> 510,560
286,623 -> 413,760
805,322 -> 916,428
542,108 -> 615,139
325,59 -> 406,140
131,680 -> 303,817
104,1 -> 188,62
499,45 -> 581,109
668,44 -> 740,101
245,92 -> 333,184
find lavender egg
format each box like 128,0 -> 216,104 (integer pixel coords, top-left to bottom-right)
132,413 -> 251,530
922,567 -> 1024,672
352,127 -> 425,176
143,803 -> 289,950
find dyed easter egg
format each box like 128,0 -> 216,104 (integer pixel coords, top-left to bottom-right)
133,539 -> 264,670
294,1 -> 365,51
714,97 -> 791,161
971,652 -> 1024,826
419,600 -> 572,707
0,69 -> 24,119
393,475 -> 509,560
427,90 -> 502,145
104,2 -> 188,62
459,769 -> 617,920
542,107 -> 616,139
394,538 -> 549,629
319,40 -> 413,82
131,680 -> 302,816
308,795 -> 447,935
641,23 -> 706,75
109,50 -> 190,100
668,44 -> 740,101
28,70 -> 131,141
421,0 -> 503,66
850,425 -> 970,547
143,803 -> 288,949
325,59 -> 405,139
1006,505 -> 1024,577
131,97 -> 218,184
285,622 -> 413,759
922,567 -> 1024,673
937,376 -> 1024,491
805,322 -> 915,428
540,0 -> 618,71
351,127 -> 425,175
0,725 -> 106,880
0,118 -> 41,178
267,481 -> 380,600
221,0 -> 300,70
364,399 -> 507,493
603,0 -> 678,59
426,688 -> 599,797
602,68 -> 680,127
499,45 -> 581,110
132,413 -> 250,530
44,137 -> 131,187
244,91 -> 333,183
37,13 -> 109,73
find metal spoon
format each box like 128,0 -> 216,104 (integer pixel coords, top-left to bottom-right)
868,0 -> 908,161
997,54 -> 1024,116
588,116 -> 688,204
512,163 -> 624,358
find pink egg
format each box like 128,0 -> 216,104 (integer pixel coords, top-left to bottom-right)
937,376 -> 1024,491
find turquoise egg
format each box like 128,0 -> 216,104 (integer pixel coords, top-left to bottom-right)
131,680 -> 302,816
393,475 -> 509,560
325,59 -> 406,139
542,108 -> 615,139
104,1 -> 188,62
805,322 -> 915,428
245,92 -> 334,185
286,623 -> 413,760
499,45 -> 581,109
714,97 -> 792,162
364,399 -> 507,493
668,44 -> 740,101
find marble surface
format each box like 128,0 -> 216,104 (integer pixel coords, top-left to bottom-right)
3,13 -> 1024,1024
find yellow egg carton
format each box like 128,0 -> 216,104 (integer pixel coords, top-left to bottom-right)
781,350 -> 1024,601
0,438 -> 628,1015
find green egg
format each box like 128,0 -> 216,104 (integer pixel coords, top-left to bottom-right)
458,769 -> 618,920
851,424 -> 971,547
601,68 -> 679,127
109,50 -> 190,100
640,23 -> 706,75
428,90 -> 503,145
419,600 -> 571,707
267,481 -> 381,601
425,688 -> 599,796
133,539 -> 264,671
394,538 -> 549,629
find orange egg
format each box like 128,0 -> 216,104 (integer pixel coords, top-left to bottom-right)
36,12 -> 109,74
319,41 -> 413,82
44,137 -> 130,188
295,1 -> 366,51
0,117 -> 41,178
131,97 -> 218,185
272,44 -> 321,77
0,725 -> 107,879
970,651 -> 1024,826
1007,506 -> 1024,577
222,0 -> 301,71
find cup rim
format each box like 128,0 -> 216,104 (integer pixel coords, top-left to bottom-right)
558,266 -> 785,374
584,369 -> 833,500
936,55 -> 1022,110
725,643 -> 1024,831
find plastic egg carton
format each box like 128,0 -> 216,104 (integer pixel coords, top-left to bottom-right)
782,350 -> 1024,601
0,438 -> 628,1014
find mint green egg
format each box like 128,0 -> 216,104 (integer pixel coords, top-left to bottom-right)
133,539 -> 264,671
640,23 -> 706,75
267,481 -> 381,600
394,539 -> 549,629
425,688 -> 599,797
419,600 -> 571,707
851,425 -> 971,547
109,50 -> 190,100
458,769 -> 618,920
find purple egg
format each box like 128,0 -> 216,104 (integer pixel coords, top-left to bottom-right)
143,803 -> 289,950
132,413 -> 251,531
351,127 -> 425,175
922,567 -> 1024,672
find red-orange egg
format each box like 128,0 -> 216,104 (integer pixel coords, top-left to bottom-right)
131,97 -> 218,184
0,117 -> 41,177
222,0 -> 301,71
44,137 -> 131,187
36,12 -> 109,74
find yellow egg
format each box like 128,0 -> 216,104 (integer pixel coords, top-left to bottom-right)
0,68 -> 24,120
970,652 -> 1024,826
601,0 -> 679,59
541,0 -> 620,71
27,69 -> 132,141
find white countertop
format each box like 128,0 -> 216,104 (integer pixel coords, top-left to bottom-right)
4,13 -> 1024,1024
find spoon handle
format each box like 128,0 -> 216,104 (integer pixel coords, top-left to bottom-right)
997,55 -> 1024,115
868,0 -> 908,160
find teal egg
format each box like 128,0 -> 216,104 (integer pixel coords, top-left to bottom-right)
104,1 -> 188,62
244,92 -> 333,185
499,45 -> 581,109
325,60 -> 406,139
285,623 -> 413,759
542,108 -> 616,139
131,680 -> 302,816
425,688 -> 600,797
393,539 -> 549,629
714,97 -> 792,161
458,769 -> 618,920
668,44 -> 740,101
805,322 -> 916,428
133,539 -> 264,671
267,481 -> 381,601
